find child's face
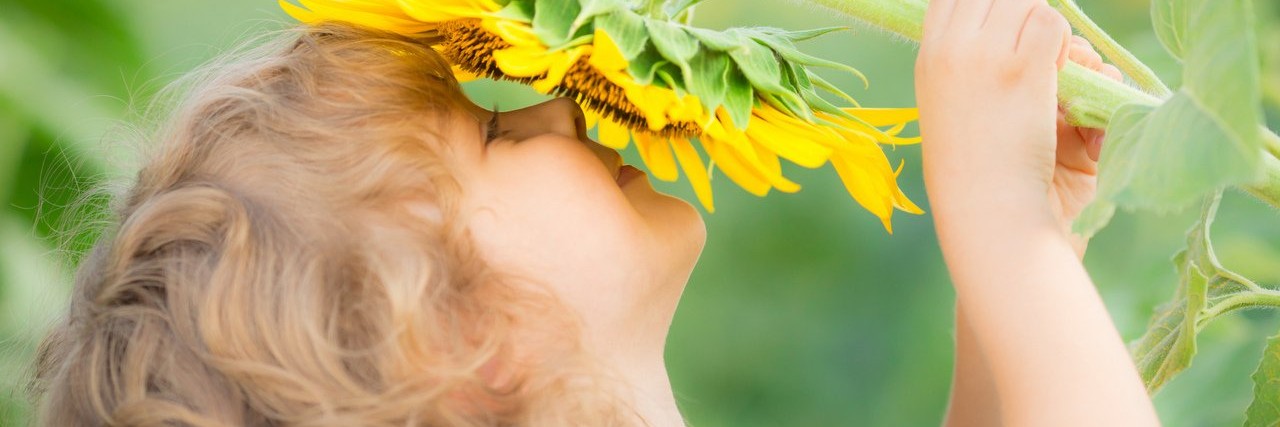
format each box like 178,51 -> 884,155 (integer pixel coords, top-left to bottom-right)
445,97 -> 705,348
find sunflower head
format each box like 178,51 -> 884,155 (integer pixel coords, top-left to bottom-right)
282,0 -> 923,232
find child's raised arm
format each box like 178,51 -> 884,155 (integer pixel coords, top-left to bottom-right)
915,0 -> 1158,425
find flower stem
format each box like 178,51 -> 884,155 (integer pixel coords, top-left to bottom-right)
1047,0 -> 1172,98
799,0 -> 925,41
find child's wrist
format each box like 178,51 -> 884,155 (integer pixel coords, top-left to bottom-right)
931,191 -> 1064,249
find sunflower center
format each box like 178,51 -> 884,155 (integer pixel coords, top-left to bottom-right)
438,19 -> 701,138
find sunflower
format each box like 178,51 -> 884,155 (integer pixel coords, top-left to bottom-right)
281,0 -> 923,232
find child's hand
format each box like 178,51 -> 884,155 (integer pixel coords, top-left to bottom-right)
1051,36 -> 1123,256
915,0 -> 1072,242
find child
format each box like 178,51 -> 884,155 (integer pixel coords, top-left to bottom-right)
28,0 -> 1158,425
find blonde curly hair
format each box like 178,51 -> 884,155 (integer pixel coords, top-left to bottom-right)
30,22 -> 633,426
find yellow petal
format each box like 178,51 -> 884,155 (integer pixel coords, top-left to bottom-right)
668,94 -> 706,123
670,137 -> 715,212
583,110 -> 600,130
840,108 -> 918,127
747,142 -> 801,193
635,133 -> 679,182
482,18 -> 542,48
397,0 -> 492,22
703,138 -> 771,196
744,117 -> 833,169
492,46 -> 554,78
286,0 -> 435,34
598,119 -> 631,149
532,47 -> 589,93
589,29 -> 630,72
819,111 -> 921,146
624,84 -> 674,132
829,148 -> 901,233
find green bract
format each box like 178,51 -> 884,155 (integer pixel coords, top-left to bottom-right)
509,0 -> 870,130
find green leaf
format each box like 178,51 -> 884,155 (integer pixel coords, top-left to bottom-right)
596,8 -> 649,58
1129,196 -> 1216,393
1152,0 -> 1190,60
1074,0 -> 1263,237
533,0 -> 582,47
1246,334 -> 1280,426
1127,194 -> 1280,393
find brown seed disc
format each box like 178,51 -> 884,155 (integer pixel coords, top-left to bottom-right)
438,19 -> 701,138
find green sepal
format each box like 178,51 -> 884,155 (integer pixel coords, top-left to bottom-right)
809,72 -> 862,108
572,0 -> 623,39
663,0 -> 707,18
596,9 -> 649,58
627,43 -> 668,85
493,0 -> 536,22
686,27 -> 741,51
758,26 -> 849,43
688,50 -> 732,114
654,65 -> 685,95
645,18 -> 700,91
533,0 -> 583,47
721,67 -> 755,129
725,38 -> 790,95
726,39 -> 811,118
749,30 -> 869,89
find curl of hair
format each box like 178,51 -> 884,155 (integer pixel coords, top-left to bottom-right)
30,22 -> 632,426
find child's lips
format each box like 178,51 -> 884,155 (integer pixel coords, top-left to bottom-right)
616,165 -> 644,187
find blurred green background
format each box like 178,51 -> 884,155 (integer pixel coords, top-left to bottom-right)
2,0 -> 1279,425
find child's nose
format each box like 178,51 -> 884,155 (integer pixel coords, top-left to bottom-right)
498,97 -> 588,142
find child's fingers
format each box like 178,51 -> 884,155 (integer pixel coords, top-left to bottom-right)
1057,111 -> 1099,173
1086,133 -> 1104,162
950,0 -> 999,31
1015,5 -> 1071,72
923,0 -> 958,45
1099,64 -> 1123,82
981,0 -> 1038,51
1067,36 -> 1104,71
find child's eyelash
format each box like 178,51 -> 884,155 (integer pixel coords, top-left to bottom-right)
484,109 -> 500,145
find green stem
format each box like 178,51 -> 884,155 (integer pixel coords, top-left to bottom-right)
1246,151 -> 1280,208
1267,130 -> 1280,161
801,0 -> 926,41
1197,289 -> 1280,331
1048,0 -> 1172,98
